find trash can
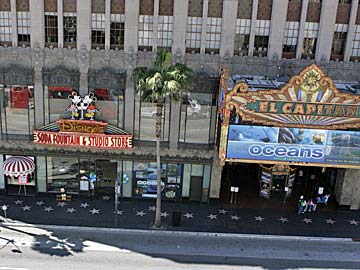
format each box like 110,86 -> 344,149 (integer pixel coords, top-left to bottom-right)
172,210 -> 181,227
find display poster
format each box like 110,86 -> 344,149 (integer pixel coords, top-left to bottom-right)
227,125 -> 360,166
80,180 -> 89,191
134,162 -> 182,199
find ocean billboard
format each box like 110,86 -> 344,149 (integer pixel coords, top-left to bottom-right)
226,125 -> 360,166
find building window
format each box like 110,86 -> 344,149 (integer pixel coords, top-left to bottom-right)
186,17 -> 202,53
110,13 -> 125,50
17,11 -> 30,46
179,93 -> 216,145
91,13 -> 105,49
0,85 -> 35,137
338,0 -> 351,4
0,11 -> 12,46
138,15 -> 153,51
158,15 -> 173,49
282,21 -> 299,58
331,24 -> 348,60
134,97 -> 170,142
45,13 -> 58,47
302,22 -> 319,59
254,20 -> 270,57
351,25 -> 360,61
234,19 -> 250,56
205,17 -> 222,54
64,13 -> 77,48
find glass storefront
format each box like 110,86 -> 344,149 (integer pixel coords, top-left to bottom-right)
0,85 -> 35,137
179,92 -> 217,144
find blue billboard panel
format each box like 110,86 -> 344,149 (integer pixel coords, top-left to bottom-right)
226,125 -> 360,166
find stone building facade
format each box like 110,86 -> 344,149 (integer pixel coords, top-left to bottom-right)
0,0 -> 359,207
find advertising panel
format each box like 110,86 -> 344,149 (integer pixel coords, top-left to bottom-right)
226,125 -> 360,166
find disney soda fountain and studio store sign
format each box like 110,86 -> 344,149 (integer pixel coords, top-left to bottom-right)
33,92 -> 132,149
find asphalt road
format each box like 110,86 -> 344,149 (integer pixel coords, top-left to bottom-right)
1,225 -> 359,270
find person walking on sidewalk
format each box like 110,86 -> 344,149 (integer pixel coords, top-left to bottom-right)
298,195 -> 306,214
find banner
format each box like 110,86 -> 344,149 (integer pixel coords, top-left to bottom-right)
226,125 -> 360,166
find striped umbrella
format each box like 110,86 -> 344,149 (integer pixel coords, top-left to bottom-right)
2,156 -> 35,177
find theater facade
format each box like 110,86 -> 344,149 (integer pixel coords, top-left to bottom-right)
217,64 -> 360,210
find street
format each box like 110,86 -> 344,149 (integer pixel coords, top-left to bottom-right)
1,225 -> 359,270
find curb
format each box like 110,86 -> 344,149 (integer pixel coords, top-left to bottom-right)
1,221 -> 354,243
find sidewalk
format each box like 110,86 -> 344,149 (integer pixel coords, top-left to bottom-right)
0,194 -> 359,239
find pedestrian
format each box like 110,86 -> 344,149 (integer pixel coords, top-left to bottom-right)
305,199 -> 315,212
298,195 -> 306,215
321,194 -> 330,205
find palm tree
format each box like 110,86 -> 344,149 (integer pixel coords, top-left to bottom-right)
133,48 -> 192,228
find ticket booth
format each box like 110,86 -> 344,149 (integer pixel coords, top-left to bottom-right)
259,164 -> 296,200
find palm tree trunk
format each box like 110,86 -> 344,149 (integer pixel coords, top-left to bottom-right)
154,97 -> 163,228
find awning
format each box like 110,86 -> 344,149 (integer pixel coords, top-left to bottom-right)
2,156 -> 35,177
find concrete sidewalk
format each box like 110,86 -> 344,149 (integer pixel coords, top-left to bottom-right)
0,194 -> 359,239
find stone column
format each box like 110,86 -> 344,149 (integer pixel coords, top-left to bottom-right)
57,0 -> 64,48
77,0 -> 91,50
124,69 -> 135,134
172,0 -> 188,54
152,0 -> 159,51
315,0 -> 338,62
32,46 -> 44,127
10,0 -> 18,46
344,0 -> 359,62
295,0 -> 309,59
219,0 -> 238,57
335,168 -> 360,210
124,0 -> 139,52
78,46 -> 90,96
200,0 -> 209,54
209,153 -> 222,199
105,0 -> 111,49
169,101 -> 180,149
248,0 -> 258,56
30,0 -> 45,47
267,0 -> 288,60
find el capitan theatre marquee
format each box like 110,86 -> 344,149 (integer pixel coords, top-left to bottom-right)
217,64 -> 360,168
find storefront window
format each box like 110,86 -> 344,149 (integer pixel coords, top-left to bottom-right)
134,97 -> 170,141
94,88 -> 124,127
0,85 -> 35,137
0,155 -> 5,189
44,86 -> 73,123
134,161 -> 182,199
179,93 -> 216,144
47,157 -> 79,194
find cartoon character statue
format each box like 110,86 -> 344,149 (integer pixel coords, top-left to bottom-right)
66,92 -> 81,119
66,91 -> 99,120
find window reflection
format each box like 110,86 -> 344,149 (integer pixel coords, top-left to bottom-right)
47,157 -> 79,194
94,88 -> 124,127
0,85 -> 35,136
179,93 -> 216,144
45,86 -> 73,123
134,97 -> 170,141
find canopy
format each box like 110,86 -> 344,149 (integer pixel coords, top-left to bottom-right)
2,156 -> 35,177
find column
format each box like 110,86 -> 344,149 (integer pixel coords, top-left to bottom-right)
248,0 -> 258,56
336,168 -> 360,210
219,0 -> 238,57
295,0 -> 309,59
105,0 -> 111,49
169,102 -> 180,149
172,0 -> 188,54
34,67 -> 45,127
200,0 -> 209,54
10,0 -> 18,46
124,0 -> 140,52
124,69 -> 135,134
209,154 -> 222,199
344,0 -> 359,62
77,0 -> 91,50
152,0 -> 159,50
30,0 -> 45,47
267,0 -> 288,60
57,0 -> 64,48
315,0 -> 338,62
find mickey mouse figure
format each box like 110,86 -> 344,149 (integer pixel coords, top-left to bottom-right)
83,93 -> 99,120
66,91 -> 81,119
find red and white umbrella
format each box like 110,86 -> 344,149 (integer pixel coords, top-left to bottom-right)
2,156 -> 35,177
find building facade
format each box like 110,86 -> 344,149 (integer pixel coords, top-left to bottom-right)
0,0 -> 360,206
